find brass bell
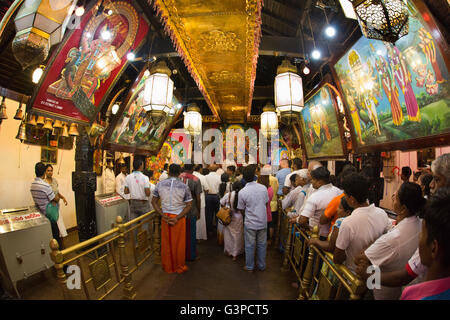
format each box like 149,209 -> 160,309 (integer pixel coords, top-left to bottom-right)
68,123 -> 79,136
27,114 -> 37,126
14,103 -> 23,120
15,122 -> 27,141
53,119 -> 63,128
36,116 -> 45,126
117,153 -> 125,165
0,97 -> 7,120
43,118 -> 53,130
61,123 -> 69,137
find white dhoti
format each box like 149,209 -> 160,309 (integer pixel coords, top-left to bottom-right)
196,192 -> 207,240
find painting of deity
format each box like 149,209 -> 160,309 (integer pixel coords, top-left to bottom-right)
299,84 -> 345,159
334,1 -> 450,150
30,1 -> 149,124
104,70 -> 183,154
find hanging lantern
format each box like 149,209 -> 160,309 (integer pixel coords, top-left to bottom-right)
16,121 -> 27,142
61,123 -> 69,137
260,102 -> 278,137
274,59 -> 304,125
68,123 -> 79,136
0,97 -> 7,120
350,0 -> 409,44
12,0 -> 77,70
27,114 -> 37,126
14,102 -> 23,120
183,104 -> 202,136
142,61 -> 174,126
43,118 -> 53,130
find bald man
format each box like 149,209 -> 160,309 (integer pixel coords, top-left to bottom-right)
276,159 -> 291,196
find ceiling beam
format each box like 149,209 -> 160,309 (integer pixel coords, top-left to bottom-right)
264,0 -> 302,17
261,10 -> 298,32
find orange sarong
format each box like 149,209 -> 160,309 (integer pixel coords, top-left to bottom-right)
161,213 -> 188,274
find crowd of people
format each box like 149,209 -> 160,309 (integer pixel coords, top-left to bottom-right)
27,152 -> 450,300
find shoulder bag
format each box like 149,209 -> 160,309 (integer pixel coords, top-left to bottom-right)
216,192 -> 232,225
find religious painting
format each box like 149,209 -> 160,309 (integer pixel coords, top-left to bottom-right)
299,84 -> 345,159
103,69 -> 183,155
334,1 -> 450,151
29,0 -> 150,124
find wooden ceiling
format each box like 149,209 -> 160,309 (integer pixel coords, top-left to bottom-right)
0,0 -> 449,125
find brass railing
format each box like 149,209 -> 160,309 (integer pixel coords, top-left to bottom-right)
49,210 -> 161,300
278,208 -> 366,300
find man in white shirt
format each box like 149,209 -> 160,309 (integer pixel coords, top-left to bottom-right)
216,164 -> 225,176
296,167 -> 342,238
205,164 -> 222,235
124,157 -> 151,221
193,165 -> 208,240
333,173 -> 392,272
281,170 -> 309,213
116,164 -> 130,200
283,158 -> 303,195
159,163 -> 169,182
103,159 -> 116,194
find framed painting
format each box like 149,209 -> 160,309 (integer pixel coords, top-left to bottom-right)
28,0 -> 150,125
41,147 -> 58,165
332,0 -> 450,153
298,82 -> 346,160
103,68 -> 184,155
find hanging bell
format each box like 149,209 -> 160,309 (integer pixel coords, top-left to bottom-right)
15,122 -> 27,142
14,103 -> 23,120
117,153 -> 125,165
61,123 -> 69,137
0,97 -> 7,120
43,118 -> 53,130
68,123 -> 79,136
53,119 -> 63,128
27,114 -> 37,126
36,116 -> 45,126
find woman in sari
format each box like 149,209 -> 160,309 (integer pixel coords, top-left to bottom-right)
220,181 -> 244,260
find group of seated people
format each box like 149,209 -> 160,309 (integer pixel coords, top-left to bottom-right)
280,154 -> 450,300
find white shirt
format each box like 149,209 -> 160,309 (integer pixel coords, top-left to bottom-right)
205,172 -> 222,195
407,248 -> 427,278
103,168 -> 116,194
300,183 -> 343,228
216,168 -> 225,176
365,216 -> 421,300
124,171 -> 150,200
282,185 -> 307,210
193,171 -> 207,208
297,184 -> 317,214
159,171 -> 168,182
336,204 -> 392,272
115,172 -> 130,200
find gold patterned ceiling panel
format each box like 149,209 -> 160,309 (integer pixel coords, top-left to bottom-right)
151,0 -> 263,123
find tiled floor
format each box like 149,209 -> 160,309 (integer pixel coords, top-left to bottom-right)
12,230 -> 298,300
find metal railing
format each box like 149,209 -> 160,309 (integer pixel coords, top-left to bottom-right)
49,210 -> 161,300
278,207 -> 367,300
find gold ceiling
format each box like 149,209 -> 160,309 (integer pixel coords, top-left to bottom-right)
151,0 -> 263,123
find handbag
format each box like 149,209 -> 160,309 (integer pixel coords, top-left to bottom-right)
45,202 -> 59,224
216,192 -> 232,225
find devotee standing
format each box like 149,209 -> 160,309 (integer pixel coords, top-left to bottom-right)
193,165 -> 208,241
205,164 -> 222,236
116,163 -> 129,200
238,165 -> 269,272
401,166 -> 412,183
275,159 -> 291,196
152,164 -> 193,274
265,165 -> 279,247
45,164 -> 68,239
283,158 -> 303,195
124,157 -> 151,221
258,167 -> 274,245
180,164 -> 202,261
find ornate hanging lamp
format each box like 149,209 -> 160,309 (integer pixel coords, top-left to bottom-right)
260,102 -> 278,137
142,61 -> 174,126
349,0 -> 409,43
274,59 -> 304,125
183,103 -> 202,136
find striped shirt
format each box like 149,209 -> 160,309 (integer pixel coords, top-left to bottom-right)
30,177 -> 55,214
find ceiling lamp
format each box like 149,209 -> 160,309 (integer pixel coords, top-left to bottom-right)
274,59 -> 304,125
183,103 -> 202,136
12,0 -> 77,70
32,65 -> 45,84
350,0 -> 409,43
143,61 -> 174,126
302,65 -> 310,75
260,102 -> 278,137
111,103 -> 120,115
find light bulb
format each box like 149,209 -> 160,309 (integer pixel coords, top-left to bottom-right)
107,9 -> 113,16
325,26 -> 336,38
32,67 -> 44,84
101,30 -> 111,41
312,49 -> 321,60
112,104 -> 120,115
303,66 -> 310,75
75,6 -> 85,17
144,70 -> 150,77
127,52 -> 135,61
